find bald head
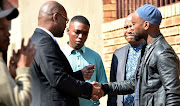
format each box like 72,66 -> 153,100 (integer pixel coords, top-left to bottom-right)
39,1 -> 65,17
38,1 -> 68,37
38,1 -> 66,26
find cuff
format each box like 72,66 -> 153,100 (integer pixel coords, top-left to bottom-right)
101,83 -> 109,95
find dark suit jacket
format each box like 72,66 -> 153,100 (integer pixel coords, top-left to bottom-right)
107,45 -> 129,106
30,28 -> 92,106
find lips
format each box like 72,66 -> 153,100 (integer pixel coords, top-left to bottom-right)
76,41 -> 81,44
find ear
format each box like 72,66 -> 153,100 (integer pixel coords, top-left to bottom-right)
67,28 -> 70,35
144,21 -> 150,30
52,13 -> 59,23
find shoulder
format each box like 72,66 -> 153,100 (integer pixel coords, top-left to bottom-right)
153,37 -> 175,57
85,47 -> 102,58
114,44 -> 129,55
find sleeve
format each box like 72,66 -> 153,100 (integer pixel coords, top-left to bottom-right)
0,60 -> 32,106
157,49 -> 180,105
37,39 -> 92,99
102,76 -> 135,96
107,54 -> 118,106
14,67 -> 32,106
71,70 -> 84,81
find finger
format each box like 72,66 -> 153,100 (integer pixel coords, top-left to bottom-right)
13,50 -> 15,56
87,64 -> 95,70
88,69 -> 94,73
91,81 -> 96,85
21,38 -> 25,49
26,38 -> 32,48
91,95 -> 99,101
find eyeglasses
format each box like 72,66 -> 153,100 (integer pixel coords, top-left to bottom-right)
56,13 -> 69,24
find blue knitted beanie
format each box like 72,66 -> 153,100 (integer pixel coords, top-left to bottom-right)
136,4 -> 162,25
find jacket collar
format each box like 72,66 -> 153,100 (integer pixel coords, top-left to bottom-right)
146,34 -> 163,49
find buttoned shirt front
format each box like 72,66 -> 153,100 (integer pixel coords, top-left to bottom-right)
62,43 -> 107,106
124,41 -> 146,106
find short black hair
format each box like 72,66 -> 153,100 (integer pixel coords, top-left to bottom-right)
70,15 -> 90,27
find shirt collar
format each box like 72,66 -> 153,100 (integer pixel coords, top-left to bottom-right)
37,27 -> 56,41
129,41 -> 146,51
65,42 -> 85,56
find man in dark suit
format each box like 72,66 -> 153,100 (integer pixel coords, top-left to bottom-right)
30,1 -> 103,106
107,14 -> 145,106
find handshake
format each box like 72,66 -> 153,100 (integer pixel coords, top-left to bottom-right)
81,65 -> 106,101
91,82 -> 104,101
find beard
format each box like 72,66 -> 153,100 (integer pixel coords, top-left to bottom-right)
134,34 -> 142,41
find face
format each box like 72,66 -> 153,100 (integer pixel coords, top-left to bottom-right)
131,12 -> 146,41
67,21 -> 90,50
54,11 -> 68,37
0,18 -> 11,52
123,14 -> 135,43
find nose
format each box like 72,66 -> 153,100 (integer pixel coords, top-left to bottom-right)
78,33 -> 82,38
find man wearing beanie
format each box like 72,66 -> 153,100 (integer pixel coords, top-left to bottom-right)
0,1 -> 36,106
93,4 -> 180,106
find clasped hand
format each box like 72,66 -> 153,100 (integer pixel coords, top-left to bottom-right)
91,81 -> 104,101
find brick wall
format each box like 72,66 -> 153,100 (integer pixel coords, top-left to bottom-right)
102,3 -> 180,80
103,0 -> 116,23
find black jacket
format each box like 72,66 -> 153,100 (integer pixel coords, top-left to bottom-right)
103,35 -> 180,106
30,28 -> 92,106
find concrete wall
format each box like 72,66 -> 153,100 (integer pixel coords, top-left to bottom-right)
102,3 -> 180,80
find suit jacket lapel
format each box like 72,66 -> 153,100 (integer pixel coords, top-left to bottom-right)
116,45 -> 129,82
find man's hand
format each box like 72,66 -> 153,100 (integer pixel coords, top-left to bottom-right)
9,38 -> 36,78
9,49 -> 21,78
91,81 -> 104,101
81,64 -> 96,80
17,38 -> 36,68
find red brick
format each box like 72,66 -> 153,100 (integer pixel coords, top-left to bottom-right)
172,45 -> 180,54
111,0 -> 116,3
104,17 -> 116,23
104,40 -> 108,46
173,16 -> 180,25
105,55 -> 109,60
163,27 -> 179,36
103,0 -> 111,4
104,11 -> 112,18
103,33 -> 110,39
165,36 -> 175,44
160,19 -> 166,28
164,18 -> 173,27
175,35 -> 180,44
112,10 -> 116,18
114,38 -> 121,44
103,4 -> 116,11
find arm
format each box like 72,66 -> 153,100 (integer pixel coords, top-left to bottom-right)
102,76 -> 135,95
0,38 -> 36,106
37,38 -> 93,99
157,50 -> 180,105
